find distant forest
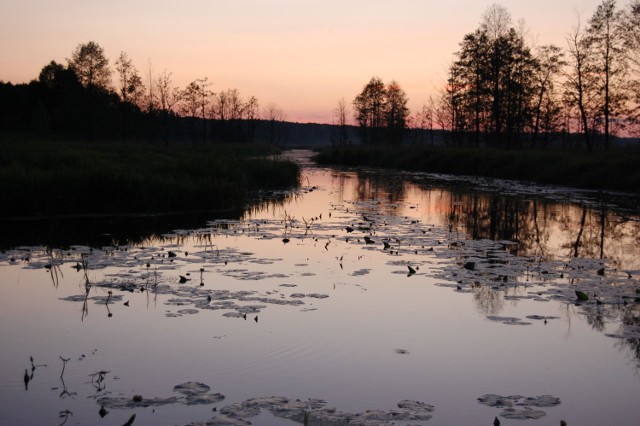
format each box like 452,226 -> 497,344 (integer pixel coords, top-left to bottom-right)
1,1 -> 639,151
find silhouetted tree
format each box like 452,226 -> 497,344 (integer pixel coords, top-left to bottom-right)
38,61 -> 66,88
332,97 -> 350,147
67,41 -> 111,91
114,52 -> 144,140
564,14 -> 597,151
211,89 -> 257,142
155,69 -> 181,146
263,103 -> 287,145
531,45 -> 566,146
385,80 -> 409,145
144,61 -> 157,114
447,5 -> 537,148
181,77 -> 212,142
245,96 -> 260,143
353,76 -> 387,145
481,3 -> 512,41
586,0 -> 628,150
410,98 -> 436,146
67,41 -> 115,139
353,77 -> 410,145
450,29 -> 491,146
36,61 -> 85,136
114,51 -> 144,104
623,1 -> 640,131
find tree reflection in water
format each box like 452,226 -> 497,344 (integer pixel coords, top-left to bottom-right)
344,170 -> 640,366
348,170 -> 640,271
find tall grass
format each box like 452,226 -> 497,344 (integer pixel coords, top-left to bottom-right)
0,136 -> 300,217
314,146 -> 640,193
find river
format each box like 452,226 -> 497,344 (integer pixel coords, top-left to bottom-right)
1,150 -> 639,426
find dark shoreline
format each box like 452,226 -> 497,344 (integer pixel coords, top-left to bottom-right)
313,146 -> 640,195
0,137 -> 300,219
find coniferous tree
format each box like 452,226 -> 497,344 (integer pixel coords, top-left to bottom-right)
447,6 -> 537,148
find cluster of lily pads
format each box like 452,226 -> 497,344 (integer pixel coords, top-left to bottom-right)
2,165 -> 640,424
2,183 -> 639,341
477,394 -> 562,420
96,378 -> 436,425
96,382 -> 564,425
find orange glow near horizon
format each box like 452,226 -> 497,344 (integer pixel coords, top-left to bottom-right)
0,0 -> 604,124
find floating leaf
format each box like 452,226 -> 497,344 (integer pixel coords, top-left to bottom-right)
575,290 -> 589,301
463,261 -> 476,271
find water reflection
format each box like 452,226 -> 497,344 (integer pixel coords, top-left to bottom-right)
345,170 -> 640,271
0,193 -> 294,250
3,160 -> 640,424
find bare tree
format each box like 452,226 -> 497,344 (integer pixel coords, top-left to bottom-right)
623,0 -> 640,130
423,97 -> 436,146
624,0 -> 640,65
245,96 -> 260,143
211,88 -> 249,142
564,13 -> 597,151
212,89 -> 230,122
531,45 -> 566,146
156,69 -> 180,113
145,60 -> 157,113
181,77 -> 213,142
332,97 -> 350,147
480,3 -> 512,41
263,103 -> 287,145
585,0 -> 628,150
114,51 -> 144,105
228,89 -> 245,120
155,69 -> 181,146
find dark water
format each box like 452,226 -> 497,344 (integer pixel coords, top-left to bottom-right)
1,151 -> 639,426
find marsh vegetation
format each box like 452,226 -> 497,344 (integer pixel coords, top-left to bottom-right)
0,137 -> 299,217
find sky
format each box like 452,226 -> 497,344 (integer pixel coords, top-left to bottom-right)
0,0 -> 608,123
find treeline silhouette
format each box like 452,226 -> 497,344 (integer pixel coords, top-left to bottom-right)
3,1 -> 640,151
0,42 -> 288,145
348,1 -> 640,150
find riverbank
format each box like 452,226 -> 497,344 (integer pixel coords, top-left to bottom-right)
313,146 -> 640,193
0,136 -> 300,217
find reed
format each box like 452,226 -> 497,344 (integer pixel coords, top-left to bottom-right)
0,136 -> 300,217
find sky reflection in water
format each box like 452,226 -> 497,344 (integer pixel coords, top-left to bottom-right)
1,154 -> 640,425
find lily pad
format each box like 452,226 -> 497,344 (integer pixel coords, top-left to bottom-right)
500,406 -> 547,419
97,395 -> 179,409
173,382 -> 211,396
486,316 -> 532,326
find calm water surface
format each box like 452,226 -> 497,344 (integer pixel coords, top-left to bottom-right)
1,150 -> 640,426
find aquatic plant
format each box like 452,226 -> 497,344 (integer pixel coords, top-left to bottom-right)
58,410 -> 73,426
57,356 -> 75,399
45,249 -> 64,288
575,290 -> 589,301
0,139 -> 300,217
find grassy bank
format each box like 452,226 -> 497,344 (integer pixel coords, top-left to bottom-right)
0,136 -> 300,217
314,146 -> 640,193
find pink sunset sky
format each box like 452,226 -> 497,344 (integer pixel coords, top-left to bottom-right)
1,0 -> 606,123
